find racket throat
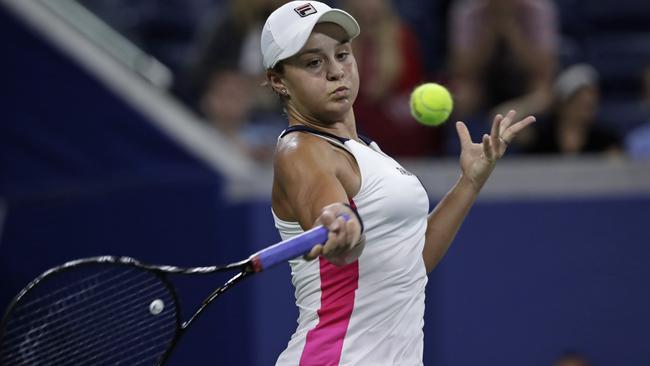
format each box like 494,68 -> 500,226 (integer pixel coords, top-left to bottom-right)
181,271 -> 251,330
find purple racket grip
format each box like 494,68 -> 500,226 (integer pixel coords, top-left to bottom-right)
250,214 -> 350,272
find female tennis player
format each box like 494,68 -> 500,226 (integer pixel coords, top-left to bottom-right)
261,2 -> 535,365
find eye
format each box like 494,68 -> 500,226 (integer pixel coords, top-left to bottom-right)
306,58 -> 322,68
337,52 -> 349,61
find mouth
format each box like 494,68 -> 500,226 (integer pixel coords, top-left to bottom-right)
331,86 -> 350,97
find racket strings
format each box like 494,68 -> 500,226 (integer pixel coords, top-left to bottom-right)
3,267 -> 136,328
29,307 -> 173,366
1,285 -> 174,366
0,266 -> 178,366
1,268 -> 157,340
2,283 -> 171,365
7,322 -> 175,366
10,267 -> 117,312
0,270 -> 168,359
44,321 -> 175,366
69,324 -> 176,366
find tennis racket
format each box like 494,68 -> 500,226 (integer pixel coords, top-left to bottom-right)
0,220 -> 340,366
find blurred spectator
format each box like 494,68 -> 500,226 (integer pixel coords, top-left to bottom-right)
448,0 -> 559,120
525,64 -> 622,155
178,0 -> 287,162
181,0 -> 285,113
625,64 -> 650,158
553,350 -> 591,366
200,69 -> 277,162
341,0 -> 443,157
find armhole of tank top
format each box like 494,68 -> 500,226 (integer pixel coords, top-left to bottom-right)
305,135 -> 364,202
271,207 -> 303,231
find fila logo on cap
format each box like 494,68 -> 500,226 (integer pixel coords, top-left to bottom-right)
294,3 -> 317,17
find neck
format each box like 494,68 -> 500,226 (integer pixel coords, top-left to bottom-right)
286,106 -> 358,140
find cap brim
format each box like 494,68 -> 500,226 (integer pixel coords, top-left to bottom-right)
275,9 -> 360,66
318,9 -> 361,41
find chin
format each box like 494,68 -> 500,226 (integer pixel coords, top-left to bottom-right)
321,102 -> 353,121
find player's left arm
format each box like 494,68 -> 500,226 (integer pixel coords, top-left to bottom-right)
422,110 -> 536,273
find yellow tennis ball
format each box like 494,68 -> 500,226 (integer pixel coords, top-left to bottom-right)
409,83 -> 453,126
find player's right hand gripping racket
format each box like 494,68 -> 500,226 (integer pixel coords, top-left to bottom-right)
0,220 -> 343,366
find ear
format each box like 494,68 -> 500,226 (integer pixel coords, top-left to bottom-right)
266,69 -> 288,96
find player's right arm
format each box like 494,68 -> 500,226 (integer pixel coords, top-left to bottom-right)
272,133 -> 363,265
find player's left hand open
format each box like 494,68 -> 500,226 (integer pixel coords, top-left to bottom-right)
304,203 -> 364,266
456,109 -> 536,190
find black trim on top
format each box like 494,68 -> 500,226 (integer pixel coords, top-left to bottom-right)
357,134 -> 373,146
344,202 -> 364,234
280,125 -> 348,144
280,125 -> 374,146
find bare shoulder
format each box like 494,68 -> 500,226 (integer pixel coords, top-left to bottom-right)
274,132 -> 339,177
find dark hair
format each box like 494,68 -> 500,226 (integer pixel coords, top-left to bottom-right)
264,61 -> 287,103
272,61 -> 284,74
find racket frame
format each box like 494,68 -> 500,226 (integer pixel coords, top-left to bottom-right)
0,256 -> 252,366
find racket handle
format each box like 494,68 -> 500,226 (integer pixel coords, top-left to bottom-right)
250,215 -> 350,272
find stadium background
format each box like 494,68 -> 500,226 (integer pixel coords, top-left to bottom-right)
1,0 -> 650,365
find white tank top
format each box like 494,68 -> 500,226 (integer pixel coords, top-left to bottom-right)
274,126 -> 430,366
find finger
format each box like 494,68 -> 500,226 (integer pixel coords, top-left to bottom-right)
328,215 -> 343,233
490,114 -> 503,149
317,209 -> 336,227
304,244 -> 323,261
346,219 -> 361,246
322,231 -> 342,256
333,216 -> 349,252
482,134 -> 494,160
510,116 -> 537,133
339,231 -> 350,256
336,212 -> 360,249
319,203 -> 355,228
491,114 -> 503,138
499,110 -> 517,130
323,219 -> 359,261
456,121 -> 472,150
502,116 -> 536,142
321,231 -> 337,256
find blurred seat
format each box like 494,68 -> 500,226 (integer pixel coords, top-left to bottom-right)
584,0 -> 650,32
555,0 -> 589,38
584,33 -> 650,96
598,97 -> 648,136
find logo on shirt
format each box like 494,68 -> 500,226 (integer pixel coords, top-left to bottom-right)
294,3 -> 317,17
395,166 -> 414,176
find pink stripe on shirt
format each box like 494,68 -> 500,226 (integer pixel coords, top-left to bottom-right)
299,257 -> 359,366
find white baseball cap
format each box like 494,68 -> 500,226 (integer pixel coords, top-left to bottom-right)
261,1 -> 360,69
554,64 -> 599,101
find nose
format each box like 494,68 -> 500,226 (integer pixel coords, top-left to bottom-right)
326,59 -> 345,81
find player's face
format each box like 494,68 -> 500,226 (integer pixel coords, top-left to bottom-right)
281,22 -> 360,123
